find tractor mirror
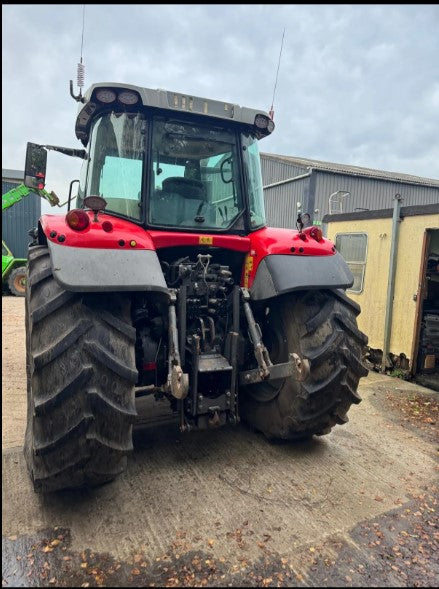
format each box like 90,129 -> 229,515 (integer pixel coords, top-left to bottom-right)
24,142 -> 47,190
220,156 -> 233,184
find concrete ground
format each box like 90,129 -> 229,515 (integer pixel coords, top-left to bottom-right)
2,295 -> 438,587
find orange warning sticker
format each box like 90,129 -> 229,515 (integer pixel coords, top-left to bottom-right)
244,254 -> 254,288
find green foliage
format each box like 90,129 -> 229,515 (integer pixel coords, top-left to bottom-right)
389,368 -> 409,380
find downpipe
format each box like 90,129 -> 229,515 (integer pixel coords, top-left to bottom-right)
381,194 -> 403,372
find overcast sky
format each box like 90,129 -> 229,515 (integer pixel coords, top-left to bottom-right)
2,4 -> 439,211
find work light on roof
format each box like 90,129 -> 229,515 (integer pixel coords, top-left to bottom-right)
254,114 -> 269,129
118,91 -> 139,105
96,89 -> 117,103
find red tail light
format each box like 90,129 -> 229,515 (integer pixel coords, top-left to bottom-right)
309,226 -> 323,242
66,209 -> 90,231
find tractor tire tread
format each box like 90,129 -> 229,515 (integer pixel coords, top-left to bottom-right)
24,245 -> 137,493
240,289 -> 368,440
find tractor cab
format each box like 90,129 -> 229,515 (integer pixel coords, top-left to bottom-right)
74,83 -> 272,234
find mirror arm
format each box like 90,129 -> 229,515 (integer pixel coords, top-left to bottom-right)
44,145 -> 88,159
68,180 -> 80,211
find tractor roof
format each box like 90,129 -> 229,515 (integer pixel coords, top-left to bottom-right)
75,82 -> 274,144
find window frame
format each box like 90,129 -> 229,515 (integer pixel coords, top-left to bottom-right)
335,231 -> 368,294
81,111 -> 146,223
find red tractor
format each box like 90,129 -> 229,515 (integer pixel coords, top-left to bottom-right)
23,83 -> 368,492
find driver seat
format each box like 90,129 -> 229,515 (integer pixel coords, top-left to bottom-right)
161,177 -> 211,224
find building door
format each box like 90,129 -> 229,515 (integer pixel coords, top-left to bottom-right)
411,229 -> 439,384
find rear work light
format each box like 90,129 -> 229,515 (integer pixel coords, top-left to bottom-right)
118,90 -> 139,105
254,114 -> 275,133
254,114 -> 269,129
66,209 -> 90,231
95,89 -> 117,104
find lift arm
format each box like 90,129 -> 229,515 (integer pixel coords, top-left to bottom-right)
2,183 -> 59,212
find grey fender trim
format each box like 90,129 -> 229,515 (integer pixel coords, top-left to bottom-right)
250,253 -> 354,300
47,241 -> 169,294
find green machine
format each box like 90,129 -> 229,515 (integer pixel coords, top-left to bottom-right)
2,183 -> 59,296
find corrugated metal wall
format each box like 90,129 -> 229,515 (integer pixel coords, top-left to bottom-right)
264,177 -> 310,228
314,172 -> 439,222
261,156 -> 439,228
261,156 -> 307,186
2,176 -> 41,259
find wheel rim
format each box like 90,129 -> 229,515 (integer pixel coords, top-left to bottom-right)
14,273 -> 26,294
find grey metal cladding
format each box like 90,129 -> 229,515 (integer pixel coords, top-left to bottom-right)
261,155 -> 308,185
264,176 -> 310,228
2,177 -> 41,259
313,173 -> 439,219
261,154 -> 439,187
260,152 -> 439,228
250,253 -> 354,300
47,241 -> 169,294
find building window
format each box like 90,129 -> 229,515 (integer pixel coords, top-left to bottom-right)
335,233 -> 368,293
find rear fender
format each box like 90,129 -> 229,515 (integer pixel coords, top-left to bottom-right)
46,240 -> 168,293
39,213 -> 168,294
250,252 -> 354,300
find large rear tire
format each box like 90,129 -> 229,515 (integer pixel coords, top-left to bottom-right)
24,246 -> 138,493
240,289 -> 368,440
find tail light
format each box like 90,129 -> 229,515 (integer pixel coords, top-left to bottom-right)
66,209 -> 90,231
309,226 -> 323,242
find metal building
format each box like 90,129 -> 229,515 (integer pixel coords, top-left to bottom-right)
2,169 -> 41,259
261,154 -> 439,229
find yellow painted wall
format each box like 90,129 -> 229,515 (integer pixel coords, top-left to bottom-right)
327,213 -> 439,364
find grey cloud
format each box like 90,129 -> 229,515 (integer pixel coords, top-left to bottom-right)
3,3 -> 439,207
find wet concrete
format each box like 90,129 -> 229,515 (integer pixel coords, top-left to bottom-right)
3,487 -> 438,587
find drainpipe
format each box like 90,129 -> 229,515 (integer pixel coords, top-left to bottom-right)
381,193 -> 403,372
263,169 -> 312,189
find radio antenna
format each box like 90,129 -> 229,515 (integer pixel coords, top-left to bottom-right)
269,28 -> 285,121
70,5 -> 86,102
